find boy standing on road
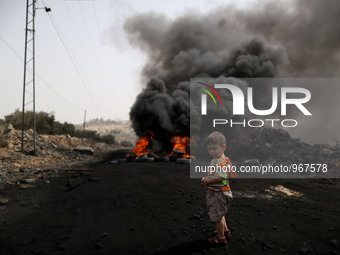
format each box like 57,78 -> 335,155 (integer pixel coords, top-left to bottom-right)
201,131 -> 234,245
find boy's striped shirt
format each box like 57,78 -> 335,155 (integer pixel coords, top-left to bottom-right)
207,156 -> 233,191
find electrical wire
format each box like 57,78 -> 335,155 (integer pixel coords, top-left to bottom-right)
64,0 -> 97,86
91,0 -> 116,104
64,0 -> 114,119
41,0 -> 103,116
0,35 -> 84,112
77,1 -> 109,100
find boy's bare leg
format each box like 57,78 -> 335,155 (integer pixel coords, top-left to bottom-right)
214,216 -> 229,233
222,216 -> 228,232
216,219 -> 225,239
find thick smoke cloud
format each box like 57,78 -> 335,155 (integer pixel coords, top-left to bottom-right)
124,0 -> 340,149
225,36 -> 287,78
241,0 -> 340,76
129,77 -> 190,150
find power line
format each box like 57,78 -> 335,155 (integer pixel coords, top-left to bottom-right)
64,0 -> 115,118
91,1 -> 116,105
66,0 -> 116,119
40,0 -> 103,116
0,35 -> 84,112
78,1 -> 109,99
64,0 -> 97,86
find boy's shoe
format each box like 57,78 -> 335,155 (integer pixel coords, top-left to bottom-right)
208,235 -> 227,245
213,229 -> 231,239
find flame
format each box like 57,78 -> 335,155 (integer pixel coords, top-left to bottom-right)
131,132 -> 153,156
168,136 -> 192,158
129,133 -> 194,159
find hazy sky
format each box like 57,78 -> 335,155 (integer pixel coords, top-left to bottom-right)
0,0 -> 253,124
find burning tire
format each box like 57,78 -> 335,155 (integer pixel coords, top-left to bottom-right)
176,158 -> 191,164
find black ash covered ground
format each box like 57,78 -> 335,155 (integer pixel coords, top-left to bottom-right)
0,157 -> 339,255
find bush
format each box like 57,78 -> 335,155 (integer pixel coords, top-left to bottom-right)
3,110 -> 115,145
4,109 -> 75,135
100,135 -> 115,144
0,118 -> 5,127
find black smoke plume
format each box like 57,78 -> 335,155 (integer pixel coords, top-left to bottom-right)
124,0 -> 340,150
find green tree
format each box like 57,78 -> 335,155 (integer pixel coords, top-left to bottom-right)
4,110 -> 115,145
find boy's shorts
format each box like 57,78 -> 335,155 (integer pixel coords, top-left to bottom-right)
206,189 -> 233,222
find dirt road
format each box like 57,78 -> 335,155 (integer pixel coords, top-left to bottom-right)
0,159 -> 339,255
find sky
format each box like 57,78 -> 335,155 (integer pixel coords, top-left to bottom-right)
0,0 -> 252,124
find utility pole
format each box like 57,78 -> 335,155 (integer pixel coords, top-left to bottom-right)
82,110 -> 86,144
21,0 -> 51,154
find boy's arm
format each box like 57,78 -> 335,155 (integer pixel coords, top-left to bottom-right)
201,176 -> 223,186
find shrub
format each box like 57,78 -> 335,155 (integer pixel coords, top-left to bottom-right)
3,110 -> 115,145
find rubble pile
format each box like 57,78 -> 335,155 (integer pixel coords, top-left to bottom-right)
0,125 -> 115,187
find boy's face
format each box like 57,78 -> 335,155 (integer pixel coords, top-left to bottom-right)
207,143 -> 226,159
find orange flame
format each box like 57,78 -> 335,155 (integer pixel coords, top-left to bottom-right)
168,136 -> 192,158
131,132 -> 153,156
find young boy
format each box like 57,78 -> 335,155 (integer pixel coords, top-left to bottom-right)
201,131 -> 233,244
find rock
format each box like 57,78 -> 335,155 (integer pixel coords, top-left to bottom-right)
21,178 -> 36,184
329,239 -> 338,248
0,148 -> 10,158
88,177 -> 99,182
265,143 -> 272,148
299,247 -> 311,255
0,198 -> 9,205
95,242 -> 103,249
73,146 -> 94,155
39,173 -> 47,179
245,159 -> 260,165
237,220 -> 245,225
7,123 -> 15,132
66,177 -> 84,190
267,244 -> 274,250
19,184 -> 30,189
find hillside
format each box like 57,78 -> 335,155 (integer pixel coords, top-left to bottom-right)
75,120 -> 137,147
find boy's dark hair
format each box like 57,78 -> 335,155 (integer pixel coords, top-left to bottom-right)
207,131 -> 226,146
